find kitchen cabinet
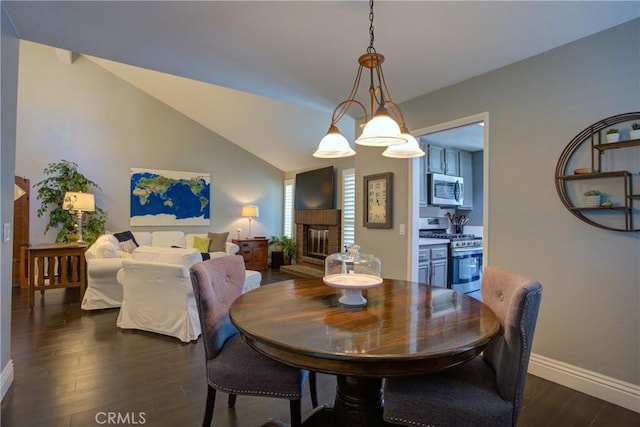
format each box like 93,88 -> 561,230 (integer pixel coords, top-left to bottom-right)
444,148 -> 460,176
458,150 -> 473,210
426,145 -> 445,174
418,244 -> 448,288
419,141 -> 427,207
426,144 -> 460,176
555,112 -> 639,232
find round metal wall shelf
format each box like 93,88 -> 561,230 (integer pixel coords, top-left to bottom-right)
555,112 -> 640,232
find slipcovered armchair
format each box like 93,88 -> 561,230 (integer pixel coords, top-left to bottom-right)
383,265 -> 543,427
190,255 -> 317,427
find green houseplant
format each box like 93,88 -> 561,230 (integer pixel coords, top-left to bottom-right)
631,122 -> 640,140
34,160 -> 108,244
605,128 -> 620,143
269,235 -> 296,264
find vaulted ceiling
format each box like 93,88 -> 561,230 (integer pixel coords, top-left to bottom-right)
4,1 -> 638,172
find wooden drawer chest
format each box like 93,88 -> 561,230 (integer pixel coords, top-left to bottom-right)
233,238 -> 269,270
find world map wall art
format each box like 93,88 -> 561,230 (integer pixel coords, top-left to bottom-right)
130,168 -> 211,226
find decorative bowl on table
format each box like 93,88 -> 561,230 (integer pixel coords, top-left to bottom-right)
323,245 -> 382,306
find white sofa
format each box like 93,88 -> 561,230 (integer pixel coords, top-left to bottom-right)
82,231 -> 260,310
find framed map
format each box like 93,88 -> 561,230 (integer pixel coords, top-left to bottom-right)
130,168 -> 211,226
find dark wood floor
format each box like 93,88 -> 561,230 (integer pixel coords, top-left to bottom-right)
2,269 -> 638,427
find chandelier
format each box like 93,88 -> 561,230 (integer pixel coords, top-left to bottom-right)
313,0 -> 425,159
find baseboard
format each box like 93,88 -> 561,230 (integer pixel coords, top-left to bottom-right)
529,353 -> 640,413
1,359 -> 14,402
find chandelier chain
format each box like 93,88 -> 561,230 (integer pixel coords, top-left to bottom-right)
368,0 -> 375,54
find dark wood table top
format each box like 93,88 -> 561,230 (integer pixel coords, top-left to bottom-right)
230,277 -> 500,377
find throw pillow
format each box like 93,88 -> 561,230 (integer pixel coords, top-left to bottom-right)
208,232 -> 229,252
193,236 -> 211,253
113,230 -> 139,247
119,239 -> 137,254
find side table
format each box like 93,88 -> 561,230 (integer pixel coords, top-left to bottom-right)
27,243 -> 87,310
232,238 -> 269,270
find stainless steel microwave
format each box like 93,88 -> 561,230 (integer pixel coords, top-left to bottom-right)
428,173 -> 464,206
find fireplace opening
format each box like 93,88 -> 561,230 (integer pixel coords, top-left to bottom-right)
306,226 -> 330,260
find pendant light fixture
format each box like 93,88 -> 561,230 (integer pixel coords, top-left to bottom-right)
313,0 -> 424,159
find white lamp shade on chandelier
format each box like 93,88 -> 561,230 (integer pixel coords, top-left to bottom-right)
63,192 -> 95,212
382,128 -> 426,158
314,125 -> 357,158
355,107 -> 406,147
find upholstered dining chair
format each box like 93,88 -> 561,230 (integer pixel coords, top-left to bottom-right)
190,255 -> 317,427
383,265 -> 543,427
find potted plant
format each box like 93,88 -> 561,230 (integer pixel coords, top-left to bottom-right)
583,190 -> 601,208
630,122 -> 640,140
605,128 -> 620,143
34,160 -> 108,244
270,235 -> 296,265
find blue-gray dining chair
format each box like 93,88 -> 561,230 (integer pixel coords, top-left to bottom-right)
190,255 -> 317,427
383,265 -> 542,427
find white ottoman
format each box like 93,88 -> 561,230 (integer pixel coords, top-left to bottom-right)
243,270 -> 262,293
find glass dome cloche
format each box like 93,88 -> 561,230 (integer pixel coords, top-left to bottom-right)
323,245 -> 382,306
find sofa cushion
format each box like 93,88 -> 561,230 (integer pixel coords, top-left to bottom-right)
113,230 -> 139,246
90,234 -> 120,259
193,236 -> 210,252
132,246 -> 201,269
208,232 -> 229,252
151,231 -> 185,248
132,231 -> 152,246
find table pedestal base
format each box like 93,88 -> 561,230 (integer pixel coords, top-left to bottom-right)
301,375 -> 388,427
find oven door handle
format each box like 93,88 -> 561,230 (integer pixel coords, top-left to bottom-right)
452,247 -> 483,254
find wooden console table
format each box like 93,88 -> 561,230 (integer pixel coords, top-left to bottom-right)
27,243 -> 87,310
233,238 -> 269,270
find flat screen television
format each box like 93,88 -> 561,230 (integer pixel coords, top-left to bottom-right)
294,166 -> 335,210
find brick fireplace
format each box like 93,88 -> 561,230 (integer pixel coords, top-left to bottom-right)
280,209 -> 341,277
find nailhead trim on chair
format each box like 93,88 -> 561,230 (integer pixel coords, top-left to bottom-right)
382,416 -> 434,427
207,379 -> 302,399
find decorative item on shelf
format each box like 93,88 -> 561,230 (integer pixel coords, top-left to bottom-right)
600,200 -> 613,208
323,244 -> 382,306
236,228 -> 242,240
583,190 -> 601,208
313,0 -> 424,159
606,128 -> 620,143
630,122 -> 640,140
573,168 -> 592,175
241,204 -> 259,239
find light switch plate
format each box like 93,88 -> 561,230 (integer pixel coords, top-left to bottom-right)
3,223 -> 10,243
399,224 -> 406,236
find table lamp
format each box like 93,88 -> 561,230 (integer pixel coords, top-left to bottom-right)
241,205 -> 259,239
63,192 -> 95,243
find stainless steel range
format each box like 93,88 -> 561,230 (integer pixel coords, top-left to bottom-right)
418,217 -> 483,300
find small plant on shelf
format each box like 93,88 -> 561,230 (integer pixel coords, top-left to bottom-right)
632,123 -> 640,130
583,190 -> 601,208
605,128 -> 620,143
631,122 -> 640,140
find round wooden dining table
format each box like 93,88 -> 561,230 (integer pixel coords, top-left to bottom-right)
229,277 -> 500,427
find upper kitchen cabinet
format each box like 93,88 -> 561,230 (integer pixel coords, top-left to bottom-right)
458,151 -> 473,210
426,144 -> 460,176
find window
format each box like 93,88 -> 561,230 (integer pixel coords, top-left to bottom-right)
342,168 -> 355,251
283,178 -> 294,238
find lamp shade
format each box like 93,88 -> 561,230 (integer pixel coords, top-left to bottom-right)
314,125 -> 356,158
382,130 -> 426,158
241,205 -> 259,218
63,192 -> 95,212
355,106 -> 406,147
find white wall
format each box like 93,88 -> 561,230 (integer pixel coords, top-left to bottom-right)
359,19 -> 640,388
15,41 -> 285,243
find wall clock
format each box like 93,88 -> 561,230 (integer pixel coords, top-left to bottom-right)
364,172 -> 393,229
